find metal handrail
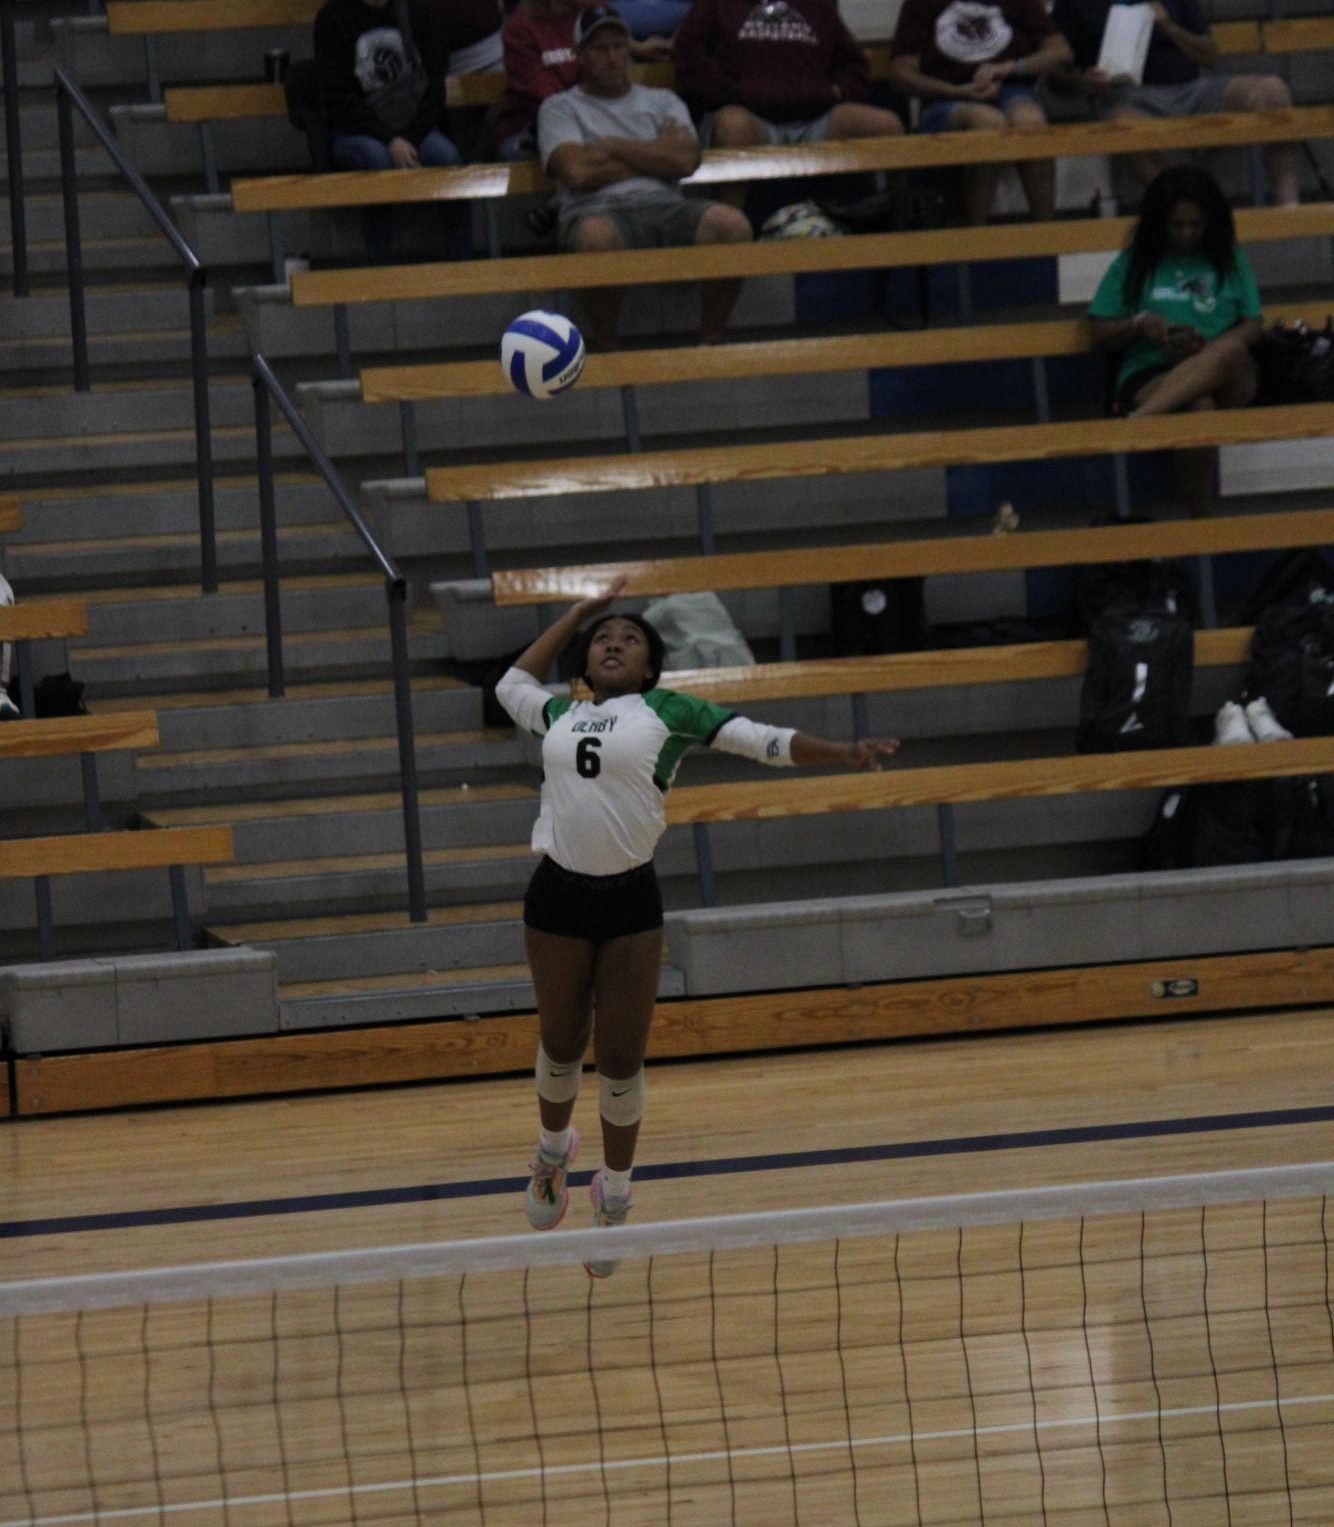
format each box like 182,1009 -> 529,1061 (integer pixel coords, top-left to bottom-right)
2,0 -> 27,295
53,64 -> 218,592
252,352 -> 426,923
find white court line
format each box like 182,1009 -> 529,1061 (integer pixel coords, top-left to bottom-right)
4,1390 -> 1331,1526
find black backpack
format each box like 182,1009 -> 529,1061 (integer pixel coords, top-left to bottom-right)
1246,599 -> 1334,738
1078,605 -> 1194,753
1073,516 -> 1196,634
1144,774 -> 1334,870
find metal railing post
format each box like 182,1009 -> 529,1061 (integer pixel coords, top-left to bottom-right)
387,583 -> 426,922
252,366 -> 286,698
188,271 -> 218,593
54,67 -> 218,591
250,353 -> 425,922
1,0 -> 28,297
56,84 -> 90,392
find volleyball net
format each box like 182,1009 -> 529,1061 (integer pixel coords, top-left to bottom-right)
2,1163 -> 1332,1525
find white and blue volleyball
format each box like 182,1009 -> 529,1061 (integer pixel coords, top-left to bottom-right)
500,309 -> 585,400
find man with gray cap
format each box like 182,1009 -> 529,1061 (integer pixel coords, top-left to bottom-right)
537,3 -> 752,349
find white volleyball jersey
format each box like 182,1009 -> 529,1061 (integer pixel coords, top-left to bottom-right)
495,668 -> 795,875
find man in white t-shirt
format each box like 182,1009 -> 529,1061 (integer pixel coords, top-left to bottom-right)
537,4 -> 752,348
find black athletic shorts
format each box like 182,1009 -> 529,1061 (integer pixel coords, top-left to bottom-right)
523,855 -> 663,944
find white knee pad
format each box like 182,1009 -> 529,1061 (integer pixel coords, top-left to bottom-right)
598,1069 -> 645,1127
535,1044 -> 582,1104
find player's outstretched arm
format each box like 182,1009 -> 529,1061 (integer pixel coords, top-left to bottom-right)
791,733 -> 901,771
510,574 -> 629,683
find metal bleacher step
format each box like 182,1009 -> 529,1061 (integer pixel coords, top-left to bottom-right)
142,781 -> 536,859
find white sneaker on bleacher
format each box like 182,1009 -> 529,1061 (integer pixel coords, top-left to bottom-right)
1244,697 -> 1293,742
1213,702 -> 1252,745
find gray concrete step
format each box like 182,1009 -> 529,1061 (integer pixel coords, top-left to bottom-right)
0,418 -> 303,479
0,314 -> 252,376
0,141 -> 120,189
101,673 -> 481,750
52,15 -> 313,92
202,839 -> 536,919
134,725 -> 523,800
144,780 -> 535,861
210,903 -> 529,984
0,283 -> 217,339
0,375 -> 257,439
11,475 -> 334,543
69,617 -> 451,694
0,233 -> 185,280
112,104 -> 308,183
78,576 -> 398,645
7,519 -> 367,588
12,189 -> 168,244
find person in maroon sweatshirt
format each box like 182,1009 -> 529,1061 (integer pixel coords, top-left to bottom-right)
672,0 -> 903,208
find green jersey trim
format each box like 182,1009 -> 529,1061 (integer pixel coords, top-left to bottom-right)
644,688 -> 736,792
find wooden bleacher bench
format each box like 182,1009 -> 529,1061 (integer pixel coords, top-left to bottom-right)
293,202 -> 1334,306
107,0 -> 318,35
0,597 -> 88,641
236,105 -> 1334,214
665,735 -> 1334,825
361,301 -> 1327,405
0,824 -> 234,879
0,711 -> 159,761
428,407 -> 1334,512
489,508 -> 1334,604
655,627 -> 1257,707
0,495 -> 19,536
163,19 -> 1334,130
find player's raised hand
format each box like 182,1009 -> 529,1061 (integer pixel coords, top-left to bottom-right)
575,573 -> 630,621
844,738 -> 901,771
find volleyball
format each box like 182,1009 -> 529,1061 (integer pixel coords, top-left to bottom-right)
500,310 -> 585,400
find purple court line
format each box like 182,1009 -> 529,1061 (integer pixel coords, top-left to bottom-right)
3,1103 -> 1332,1240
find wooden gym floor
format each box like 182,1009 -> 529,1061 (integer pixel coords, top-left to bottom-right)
3,1008 -> 1333,1524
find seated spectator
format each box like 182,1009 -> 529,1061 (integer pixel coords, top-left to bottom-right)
493,0 -> 680,162
314,0 -> 464,263
888,0 -> 1073,225
673,0 -> 904,210
1050,0 -> 1299,207
538,5 -> 753,349
1089,164 -> 1262,517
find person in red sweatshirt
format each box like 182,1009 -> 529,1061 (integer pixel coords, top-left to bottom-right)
672,0 -> 903,208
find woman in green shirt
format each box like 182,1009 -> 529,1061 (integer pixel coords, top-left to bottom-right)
1089,165 -> 1262,516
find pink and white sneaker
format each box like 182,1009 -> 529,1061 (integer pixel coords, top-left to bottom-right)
584,1170 -> 633,1279
525,1128 -> 578,1231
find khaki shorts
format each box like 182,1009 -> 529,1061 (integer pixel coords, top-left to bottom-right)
559,195 -> 713,252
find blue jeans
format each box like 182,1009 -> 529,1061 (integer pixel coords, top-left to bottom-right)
615,0 -> 691,37
328,129 -> 465,264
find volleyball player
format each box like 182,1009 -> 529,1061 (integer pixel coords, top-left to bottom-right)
495,577 -> 900,1275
